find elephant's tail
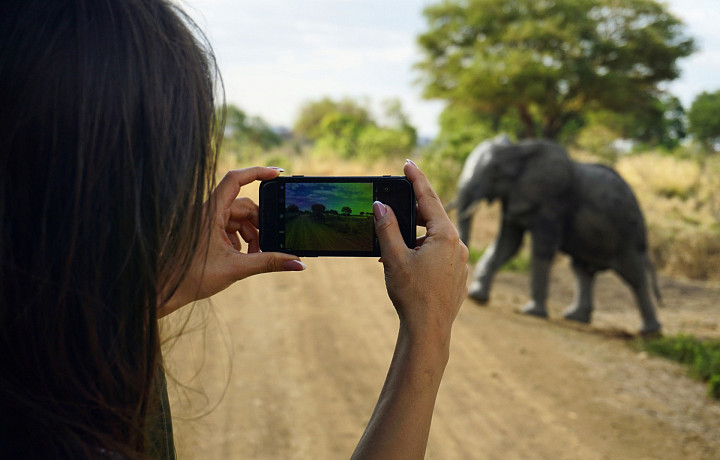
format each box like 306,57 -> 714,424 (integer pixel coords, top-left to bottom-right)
645,254 -> 663,307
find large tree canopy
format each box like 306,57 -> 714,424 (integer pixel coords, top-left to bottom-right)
416,0 -> 695,139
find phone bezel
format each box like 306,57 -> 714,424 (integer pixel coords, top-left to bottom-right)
259,176 -> 416,257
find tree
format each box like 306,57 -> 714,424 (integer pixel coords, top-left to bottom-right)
688,90 -> 720,152
341,206 -> 352,216
381,98 -> 418,147
311,204 -> 326,223
416,0 -> 695,140
635,95 -> 686,150
293,98 -> 372,141
224,104 -> 281,150
294,96 -> 418,160
580,94 -> 686,152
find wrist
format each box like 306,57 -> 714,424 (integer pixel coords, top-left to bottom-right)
396,322 -> 451,371
157,286 -> 193,318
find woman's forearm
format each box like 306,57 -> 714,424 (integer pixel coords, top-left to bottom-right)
351,325 -> 450,460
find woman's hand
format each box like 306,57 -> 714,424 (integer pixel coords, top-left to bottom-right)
158,167 -> 305,317
375,160 -> 469,352
352,160 -> 468,460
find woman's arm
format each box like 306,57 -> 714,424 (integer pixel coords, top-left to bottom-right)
352,160 -> 469,459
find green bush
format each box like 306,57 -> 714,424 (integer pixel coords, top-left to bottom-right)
637,335 -> 720,399
357,126 -> 415,161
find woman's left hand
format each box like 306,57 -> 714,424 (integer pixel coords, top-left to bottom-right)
158,167 -> 304,317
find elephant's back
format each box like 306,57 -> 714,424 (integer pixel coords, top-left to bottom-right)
573,163 -> 643,219
564,163 -> 648,259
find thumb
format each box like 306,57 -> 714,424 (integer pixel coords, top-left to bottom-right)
236,252 -> 306,279
373,201 -> 407,263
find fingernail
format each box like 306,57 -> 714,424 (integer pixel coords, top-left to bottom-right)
283,260 -> 306,271
373,201 -> 387,220
406,159 -> 417,167
268,166 -> 285,172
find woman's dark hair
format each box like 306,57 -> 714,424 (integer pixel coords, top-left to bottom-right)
0,0 -> 221,457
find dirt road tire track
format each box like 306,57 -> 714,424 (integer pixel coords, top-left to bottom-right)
164,258 -> 720,459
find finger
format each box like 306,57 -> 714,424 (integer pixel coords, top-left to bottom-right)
238,220 -> 260,253
404,161 -> 453,230
235,252 -> 306,279
227,231 -> 242,251
215,167 -> 283,209
415,203 -> 427,227
226,219 -> 244,233
373,201 -> 407,263
230,197 -> 259,228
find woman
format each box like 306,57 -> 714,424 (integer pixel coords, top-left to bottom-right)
0,0 -> 468,458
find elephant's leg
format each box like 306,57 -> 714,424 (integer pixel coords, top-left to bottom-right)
521,256 -> 553,318
468,221 -> 524,303
615,254 -> 662,334
521,226 -> 561,318
563,262 -> 596,323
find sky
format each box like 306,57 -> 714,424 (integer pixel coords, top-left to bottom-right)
286,182 -> 373,214
182,0 -> 720,138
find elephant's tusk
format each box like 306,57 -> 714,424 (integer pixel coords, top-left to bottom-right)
459,202 -> 480,219
444,199 -> 458,212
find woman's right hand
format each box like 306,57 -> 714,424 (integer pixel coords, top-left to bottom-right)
373,160 -> 469,352
351,160 -> 468,460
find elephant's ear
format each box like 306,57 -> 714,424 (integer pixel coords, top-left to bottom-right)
502,141 -> 574,216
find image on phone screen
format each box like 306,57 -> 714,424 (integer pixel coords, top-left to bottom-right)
284,182 -> 374,251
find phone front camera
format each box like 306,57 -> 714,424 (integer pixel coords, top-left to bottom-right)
383,186 -> 389,192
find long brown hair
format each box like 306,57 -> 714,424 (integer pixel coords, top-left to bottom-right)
0,0 -> 221,457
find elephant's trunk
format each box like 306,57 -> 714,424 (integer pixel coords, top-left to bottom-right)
458,211 -> 473,246
456,197 -> 479,246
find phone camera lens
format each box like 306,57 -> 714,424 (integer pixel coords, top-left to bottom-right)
383,186 -> 389,192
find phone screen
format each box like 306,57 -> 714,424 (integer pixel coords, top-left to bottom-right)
260,176 -> 415,257
284,182 -> 374,252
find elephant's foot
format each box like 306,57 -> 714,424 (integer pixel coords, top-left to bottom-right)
468,281 -> 489,304
639,320 -> 662,336
521,301 -> 548,318
563,305 -> 592,324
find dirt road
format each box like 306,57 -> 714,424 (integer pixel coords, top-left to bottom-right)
285,214 -> 373,251
163,254 -> 720,459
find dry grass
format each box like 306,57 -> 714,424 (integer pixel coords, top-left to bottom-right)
617,154 -> 701,201
219,144 -> 406,177
611,152 -> 720,281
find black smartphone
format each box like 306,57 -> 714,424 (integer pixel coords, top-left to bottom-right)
259,176 -> 416,257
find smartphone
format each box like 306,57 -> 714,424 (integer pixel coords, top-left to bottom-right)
259,176 -> 416,257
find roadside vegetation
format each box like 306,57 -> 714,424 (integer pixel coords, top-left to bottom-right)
636,335 -> 720,399
219,99 -> 720,283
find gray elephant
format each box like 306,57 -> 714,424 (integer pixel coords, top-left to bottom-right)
448,136 -> 662,334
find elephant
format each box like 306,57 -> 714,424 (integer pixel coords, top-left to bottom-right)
448,136 -> 662,334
